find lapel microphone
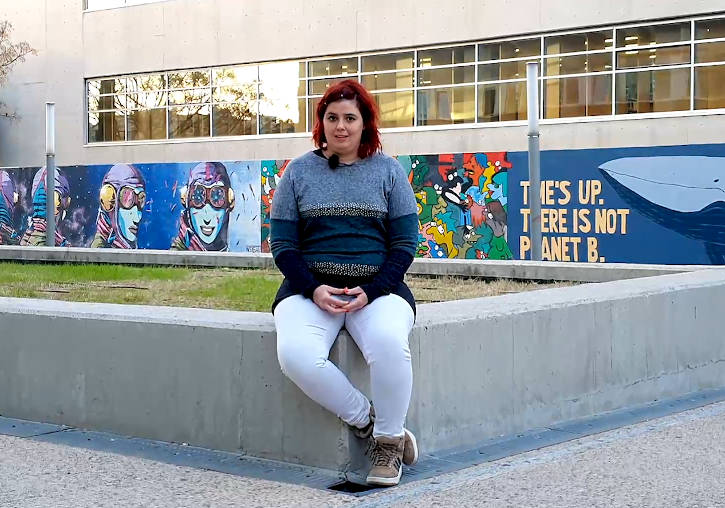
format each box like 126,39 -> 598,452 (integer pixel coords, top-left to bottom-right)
328,154 -> 340,169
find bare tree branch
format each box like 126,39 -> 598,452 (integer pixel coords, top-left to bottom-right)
0,20 -> 36,86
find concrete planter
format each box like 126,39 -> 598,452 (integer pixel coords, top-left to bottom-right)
1,265 -> 724,472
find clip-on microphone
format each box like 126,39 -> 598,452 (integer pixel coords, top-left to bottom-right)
328,154 -> 340,169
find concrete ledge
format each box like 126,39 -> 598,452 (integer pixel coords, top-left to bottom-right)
0,245 -> 709,282
1,268 -> 725,471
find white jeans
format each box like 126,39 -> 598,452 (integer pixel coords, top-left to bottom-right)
274,294 -> 415,438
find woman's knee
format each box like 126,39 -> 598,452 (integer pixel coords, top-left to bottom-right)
277,339 -> 326,381
359,325 -> 411,365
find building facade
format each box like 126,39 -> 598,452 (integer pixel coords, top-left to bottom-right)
0,1 -> 724,263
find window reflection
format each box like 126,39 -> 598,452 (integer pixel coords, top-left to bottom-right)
88,111 -> 125,142
477,82 -> 528,122
418,67 -> 474,86
616,22 -> 690,48
695,65 -> 725,109
615,68 -> 690,114
373,91 -> 414,127
545,53 -> 612,76
695,41 -> 725,63
417,86 -> 475,125
479,39 -> 540,61
362,71 -> 413,91
695,18 -> 725,40
545,31 -> 613,54
308,57 -> 358,77
259,62 -> 306,134
418,46 -> 475,66
544,75 -> 612,118
169,105 -> 210,138
362,52 -> 414,72
168,70 -> 210,89
128,108 -> 165,140
616,45 -> 690,69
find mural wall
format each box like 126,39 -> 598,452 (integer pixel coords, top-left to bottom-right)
0,162 -> 260,251
2,143 -> 724,265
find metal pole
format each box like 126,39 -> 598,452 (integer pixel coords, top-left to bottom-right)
526,62 -> 542,262
45,102 -> 56,247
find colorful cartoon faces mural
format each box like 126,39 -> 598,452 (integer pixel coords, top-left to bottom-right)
19,167 -> 71,247
92,164 -> 146,249
0,170 -> 20,245
401,153 -> 513,260
171,162 -> 235,251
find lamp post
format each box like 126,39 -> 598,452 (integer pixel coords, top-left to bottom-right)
45,102 -> 56,247
526,62 -> 542,261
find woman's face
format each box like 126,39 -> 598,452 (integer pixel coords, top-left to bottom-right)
322,99 -> 363,157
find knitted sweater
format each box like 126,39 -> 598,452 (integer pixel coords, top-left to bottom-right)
270,150 -> 419,313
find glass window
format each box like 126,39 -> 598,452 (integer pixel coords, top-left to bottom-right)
479,38 -> 540,61
615,68 -> 690,114
128,108 -> 166,140
309,77 -> 356,95
418,45 -> 475,66
88,94 -> 125,111
418,66 -> 474,86
259,62 -> 306,134
616,45 -> 690,69
545,53 -> 612,76
417,86 -> 475,125
695,18 -> 725,40
361,71 -> 413,91
308,57 -> 358,77
373,91 -> 414,127
168,70 -> 210,89
477,81 -> 528,122
545,30 -> 613,54
616,22 -> 690,48
478,61 -> 529,81
695,65 -> 725,109
169,88 -> 210,106
362,52 -> 414,72
169,105 -> 210,138
308,97 -> 323,132
126,73 -> 165,92
88,78 -> 126,95
127,91 -> 166,109
88,111 -> 125,142
695,41 -> 725,63
213,66 -> 258,88
213,103 -> 257,136
544,74 -> 612,118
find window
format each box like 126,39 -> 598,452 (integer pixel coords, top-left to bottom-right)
86,15 -> 725,143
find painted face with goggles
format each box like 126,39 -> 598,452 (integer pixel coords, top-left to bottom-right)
187,181 -> 231,243
53,190 -> 72,221
117,186 -> 145,242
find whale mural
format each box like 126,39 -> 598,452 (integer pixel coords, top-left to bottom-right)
599,156 -> 725,263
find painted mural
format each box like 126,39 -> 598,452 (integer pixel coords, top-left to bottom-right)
259,153 -> 514,260
0,162 -> 260,252
2,142 -> 725,265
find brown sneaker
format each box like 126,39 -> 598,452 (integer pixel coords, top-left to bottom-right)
366,435 -> 404,486
350,403 -> 375,439
403,428 -> 418,465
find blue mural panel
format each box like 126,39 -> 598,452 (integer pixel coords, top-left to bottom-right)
0,161 -> 261,252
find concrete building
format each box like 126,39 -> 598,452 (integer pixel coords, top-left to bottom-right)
0,0 -> 724,168
1,1 -> 724,265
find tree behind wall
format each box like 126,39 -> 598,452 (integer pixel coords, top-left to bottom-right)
0,20 -> 36,109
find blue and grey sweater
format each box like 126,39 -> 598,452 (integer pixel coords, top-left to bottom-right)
270,150 -> 419,313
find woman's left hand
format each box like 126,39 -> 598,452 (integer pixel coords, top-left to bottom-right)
341,286 -> 368,312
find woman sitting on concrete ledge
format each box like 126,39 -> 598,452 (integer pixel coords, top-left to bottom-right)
270,79 -> 419,487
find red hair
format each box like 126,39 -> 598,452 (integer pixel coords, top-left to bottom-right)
312,79 -> 382,160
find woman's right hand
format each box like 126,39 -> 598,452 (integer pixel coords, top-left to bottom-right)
312,285 -> 348,313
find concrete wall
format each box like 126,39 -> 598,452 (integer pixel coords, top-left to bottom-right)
0,1 -> 724,167
1,267 -> 724,471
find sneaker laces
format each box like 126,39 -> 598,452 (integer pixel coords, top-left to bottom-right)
369,440 -> 401,467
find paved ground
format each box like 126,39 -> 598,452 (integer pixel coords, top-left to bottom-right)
2,400 -> 725,507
